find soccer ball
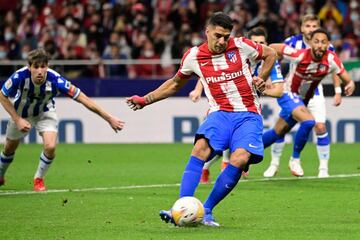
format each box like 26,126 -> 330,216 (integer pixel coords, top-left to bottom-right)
171,196 -> 205,227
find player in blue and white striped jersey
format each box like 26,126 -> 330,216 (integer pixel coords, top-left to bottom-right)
263,14 -> 342,178
0,48 -> 125,191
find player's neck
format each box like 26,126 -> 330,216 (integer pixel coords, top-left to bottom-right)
302,35 -> 311,47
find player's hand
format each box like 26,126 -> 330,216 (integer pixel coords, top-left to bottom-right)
253,76 -> 266,94
108,116 -> 125,133
15,118 -> 31,133
333,93 -> 342,106
344,81 -> 355,96
189,90 -> 201,102
126,95 -> 147,111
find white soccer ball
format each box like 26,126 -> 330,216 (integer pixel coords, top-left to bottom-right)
171,196 -> 205,227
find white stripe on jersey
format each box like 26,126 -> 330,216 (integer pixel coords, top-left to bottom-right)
15,78 -> 30,115
26,84 -> 41,117
212,54 -> 229,71
220,80 -> 247,110
41,81 -> 55,112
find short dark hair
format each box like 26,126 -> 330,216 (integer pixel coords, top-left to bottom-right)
207,12 -> 233,31
247,27 -> 268,40
310,28 -> 331,41
27,48 -> 50,66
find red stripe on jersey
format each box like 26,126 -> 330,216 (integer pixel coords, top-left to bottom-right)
228,39 -> 258,113
197,42 -> 233,111
176,70 -> 191,79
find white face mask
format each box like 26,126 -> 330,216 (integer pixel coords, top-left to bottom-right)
191,37 -> 202,46
351,13 -> 359,22
21,52 -> 28,60
4,32 -> 14,41
350,0 -> 359,9
0,51 -> 6,59
143,50 -> 154,57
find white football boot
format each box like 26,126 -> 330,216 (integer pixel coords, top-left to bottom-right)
263,164 -> 279,177
318,159 -> 329,178
288,157 -> 304,177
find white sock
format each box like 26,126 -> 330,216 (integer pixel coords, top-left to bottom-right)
203,154 -> 221,170
270,141 -> 285,166
317,145 -> 329,170
0,152 -> 14,178
34,152 -> 54,179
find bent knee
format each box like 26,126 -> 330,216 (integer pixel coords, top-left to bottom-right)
230,149 -> 251,168
314,123 -> 326,134
43,143 -> 56,156
191,138 -> 212,160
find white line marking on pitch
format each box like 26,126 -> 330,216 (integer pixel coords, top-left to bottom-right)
1,173 -> 360,196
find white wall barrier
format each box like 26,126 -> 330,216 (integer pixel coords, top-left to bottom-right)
1,97 -> 359,143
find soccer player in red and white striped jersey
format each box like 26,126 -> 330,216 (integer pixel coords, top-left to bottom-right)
262,28 -> 355,177
127,12 -> 277,227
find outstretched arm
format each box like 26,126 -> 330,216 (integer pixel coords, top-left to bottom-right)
0,91 -> 31,133
75,92 -> 125,132
126,75 -> 189,110
269,43 -> 286,58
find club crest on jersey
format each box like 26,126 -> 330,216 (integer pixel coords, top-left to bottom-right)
227,52 -> 237,63
318,64 -> 327,72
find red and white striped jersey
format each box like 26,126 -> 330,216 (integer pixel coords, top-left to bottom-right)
282,45 -> 345,102
176,37 -> 263,114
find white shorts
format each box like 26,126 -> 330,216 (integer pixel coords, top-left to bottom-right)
307,94 -> 326,123
6,111 -> 58,140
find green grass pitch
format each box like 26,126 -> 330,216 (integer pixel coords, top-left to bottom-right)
0,143 -> 359,240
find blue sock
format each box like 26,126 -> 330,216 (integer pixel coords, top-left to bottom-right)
203,164 -> 242,212
179,156 -> 205,197
293,120 -> 316,158
317,132 -> 330,146
263,129 -> 282,148
0,152 -> 14,177
275,137 -> 285,143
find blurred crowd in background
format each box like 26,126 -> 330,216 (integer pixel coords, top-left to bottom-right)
0,0 -> 359,79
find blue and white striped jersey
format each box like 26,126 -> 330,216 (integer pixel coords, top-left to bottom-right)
1,67 -> 81,118
253,60 -> 284,84
284,34 -> 335,51
283,34 -> 334,96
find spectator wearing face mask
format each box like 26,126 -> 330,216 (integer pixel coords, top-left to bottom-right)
135,40 -> 163,78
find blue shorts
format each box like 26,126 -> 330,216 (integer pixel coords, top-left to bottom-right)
277,92 -> 304,127
195,111 -> 264,164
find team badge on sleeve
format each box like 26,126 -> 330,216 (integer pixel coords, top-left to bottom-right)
4,79 -> 12,90
227,52 -> 237,63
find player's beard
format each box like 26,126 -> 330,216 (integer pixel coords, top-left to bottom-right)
214,44 -> 226,54
313,48 -> 326,60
